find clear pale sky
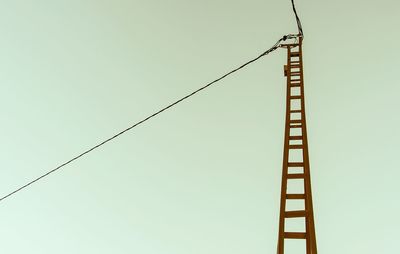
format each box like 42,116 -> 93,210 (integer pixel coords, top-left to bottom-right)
0,1 -> 399,253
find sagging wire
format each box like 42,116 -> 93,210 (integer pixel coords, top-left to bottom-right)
291,0 -> 304,37
0,34 -> 297,203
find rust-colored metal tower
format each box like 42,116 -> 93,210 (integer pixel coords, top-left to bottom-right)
277,37 -> 317,254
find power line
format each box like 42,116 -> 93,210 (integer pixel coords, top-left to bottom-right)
291,0 -> 304,36
0,34 -> 298,203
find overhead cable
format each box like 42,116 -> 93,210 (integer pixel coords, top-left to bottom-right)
0,34 -> 297,203
291,0 -> 304,36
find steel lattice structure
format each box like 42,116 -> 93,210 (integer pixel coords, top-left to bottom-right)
277,37 -> 317,254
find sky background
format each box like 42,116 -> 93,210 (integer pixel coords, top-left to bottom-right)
0,0 -> 399,253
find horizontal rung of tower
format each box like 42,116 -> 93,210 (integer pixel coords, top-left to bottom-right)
290,51 -> 300,57
285,210 -> 307,218
287,173 -> 305,179
284,232 -> 307,239
289,144 -> 303,149
286,194 -> 306,199
288,162 -> 304,167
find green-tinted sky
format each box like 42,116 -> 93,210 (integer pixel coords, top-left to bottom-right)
0,0 -> 399,253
